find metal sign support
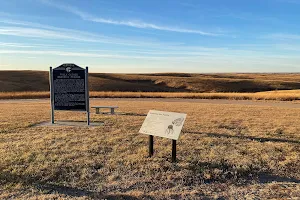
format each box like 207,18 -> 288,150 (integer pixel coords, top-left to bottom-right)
49,66 -> 55,124
148,135 -> 177,162
172,140 -> 176,162
85,66 -> 90,126
149,135 -> 154,157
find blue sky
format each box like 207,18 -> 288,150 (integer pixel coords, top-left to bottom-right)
1,0 -> 300,73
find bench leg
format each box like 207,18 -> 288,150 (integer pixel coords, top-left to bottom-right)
111,108 -> 115,115
96,108 -> 100,114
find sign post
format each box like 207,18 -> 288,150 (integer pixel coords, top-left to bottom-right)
49,63 -> 89,125
85,66 -> 90,125
149,135 -> 154,157
139,110 -> 187,162
172,140 -> 176,162
49,66 -> 54,124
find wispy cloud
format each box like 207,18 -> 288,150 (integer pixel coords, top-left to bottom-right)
0,26 -> 78,40
0,19 -> 128,43
87,17 -> 218,36
0,42 -> 36,48
266,33 -> 300,40
0,49 -> 172,60
2,49 -> 300,72
39,0 -> 220,36
0,49 -> 229,61
2,48 -> 299,61
275,43 -> 300,51
0,42 -> 64,48
216,12 -> 280,24
0,19 -> 183,47
86,49 -> 223,56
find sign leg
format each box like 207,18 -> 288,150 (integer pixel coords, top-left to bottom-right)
85,67 -> 90,126
149,135 -> 154,157
172,140 -> 176,162
51,107 -> 54,124
87,111 -> 90,126
49,66 -> 54,124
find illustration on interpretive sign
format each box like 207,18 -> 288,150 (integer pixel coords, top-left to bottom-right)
165,117 -> 184,135
139,110 -> 187,140
165,124 -> 174,135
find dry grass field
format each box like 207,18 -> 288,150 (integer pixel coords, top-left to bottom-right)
1,71 -> 300,93
0,99 -> 299,199
1,90 -> 300,101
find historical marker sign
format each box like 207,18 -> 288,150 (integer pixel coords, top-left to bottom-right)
139,110 -> 187,140
49,63 -> 90,125
52,63 -> 87,111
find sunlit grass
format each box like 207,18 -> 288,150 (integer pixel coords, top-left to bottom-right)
1,90 -> 300,101
0,99 -> 299,199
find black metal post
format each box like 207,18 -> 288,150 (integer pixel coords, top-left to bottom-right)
85,67 -> 90,126
149,135 -> 154,157
49,66 -> 54,124
172,140 -> 176,162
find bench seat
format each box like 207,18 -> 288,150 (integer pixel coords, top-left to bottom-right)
91,106 -> 119,114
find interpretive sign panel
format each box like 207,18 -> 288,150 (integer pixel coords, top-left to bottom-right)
139,110 -> 187,140
52,63 -> 86,111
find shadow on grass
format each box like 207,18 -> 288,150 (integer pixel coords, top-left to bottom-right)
30,120 -> 105,127
185,131 -> 300,144
92,112 -> 147,116
1,167 -> 298,199
118,112 -> 147,117
257,173 -> 300,184
189,161 -> 300,185
0,171 -> 143,199
188,160 -> 257,184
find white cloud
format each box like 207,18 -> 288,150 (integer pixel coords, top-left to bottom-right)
0,26 -> 79,40
275,43 -> 300,51
0,49 -> 172,60
0,19 -> 188,47
1,49 -> 300,64
0,49 -> 232,62
39,0 -> 220,36
88,18 -> 219,36
266,33 -> 300,40
0,42 -> 36,48
0,42 -> 64,48
2,49 -> 300,72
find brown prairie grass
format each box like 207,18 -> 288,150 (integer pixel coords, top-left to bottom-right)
89,90 -> 300,101
2,71 -> 300,93
0,91 -> 49,100
0,99 -> 299,199
1,90 -> 300,101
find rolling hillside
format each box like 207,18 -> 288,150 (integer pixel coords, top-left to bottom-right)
1,70 -> 300,93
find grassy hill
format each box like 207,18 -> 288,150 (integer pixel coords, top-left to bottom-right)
1,70 -> 300,93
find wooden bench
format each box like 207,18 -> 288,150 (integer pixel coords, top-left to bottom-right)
92,106 -> 119,114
